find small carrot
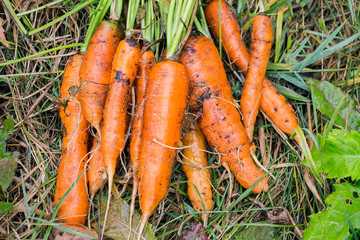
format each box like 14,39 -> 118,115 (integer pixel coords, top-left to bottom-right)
240,14 -> 272,141
180,35 -> 268,194
79,21 -> 122,130
205,0 -> 300,143
129,49 -> 155,221
54,55 -> 89,225
88,134 -> 105,198
181,116 -> 213,225
100,34 -> 141,212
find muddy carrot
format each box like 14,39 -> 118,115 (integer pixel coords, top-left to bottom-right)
180,35 -> 268,194
54,55 -> 89,225
205,0 -> 300,143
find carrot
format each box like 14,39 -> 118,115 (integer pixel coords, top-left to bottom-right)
79,21 -> 122,130
88,134 -> 105,198
129,49 -> 155,221
205,0 -> 300,143
240,14 -> 272,141
54,55 -> 89,225
180,35 -> 268,194
181,116 -> 213,225
137,60 -> 189,229
100,34 -> 141,205
136,1 -> 198,238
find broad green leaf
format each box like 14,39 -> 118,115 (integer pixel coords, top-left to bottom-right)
0,202 -> 13,216
303,182 -> 360,240
0,151 -> 19,191
235,222 -> 276,240
0,117 -> 14,158
307,79 -> 360,132
310,130 -> 360,180
97,198 -> 156,240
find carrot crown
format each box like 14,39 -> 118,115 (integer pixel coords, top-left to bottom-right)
81,0 -> 123,53
158,0 -> 198,59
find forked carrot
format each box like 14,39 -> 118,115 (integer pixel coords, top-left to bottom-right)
205,0 -> 300,143
54,55 -> 89,225
180,35 -> 268,193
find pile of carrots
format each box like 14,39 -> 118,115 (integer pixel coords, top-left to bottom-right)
54,0 -> 301,238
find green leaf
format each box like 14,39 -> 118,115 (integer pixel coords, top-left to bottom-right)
0,117 -> 14,158
0,202 -> 13,216
303,182 -> 360,240
307,79 -> 360,132
272,82 -> 310,102
235,221 -> 276,240
310,130 -> 360,180
0,151 -> 19,191
97,198 -> 156,240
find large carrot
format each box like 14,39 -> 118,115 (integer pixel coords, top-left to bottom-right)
79,21 -> 122,130
88,134 -> 105,198
136,1 -> 198,238
181,116 -> 213,225
240,14 -> 272,141
137,61 -> 189,233
205,0 -> 300,143
54,55 -> 89,225
180,35 -> 268,194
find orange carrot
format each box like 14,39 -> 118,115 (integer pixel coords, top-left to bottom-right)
79,21 -> 122,130
54,55 -> 89,225
100,35 -> 141,203
137,60 -> 189,227
181,116 -> 213,225
240,14 -> 272,141
129,49 -> 155,219
180,35 -> 268,194
88,134 -> 105,198
205,0 -> 300,143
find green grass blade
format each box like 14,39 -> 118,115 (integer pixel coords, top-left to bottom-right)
293,22 -> 345,71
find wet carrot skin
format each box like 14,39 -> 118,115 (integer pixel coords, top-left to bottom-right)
101,36 -> 141,180
79,21 -> 122,129
181,118 -> 213,217
240,14 -> 272,140
138,60 -> 190,216
180,36 -> 268,194
54,55 -> 89,225
130,50 -> 156,172
205,0 -> 300,143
